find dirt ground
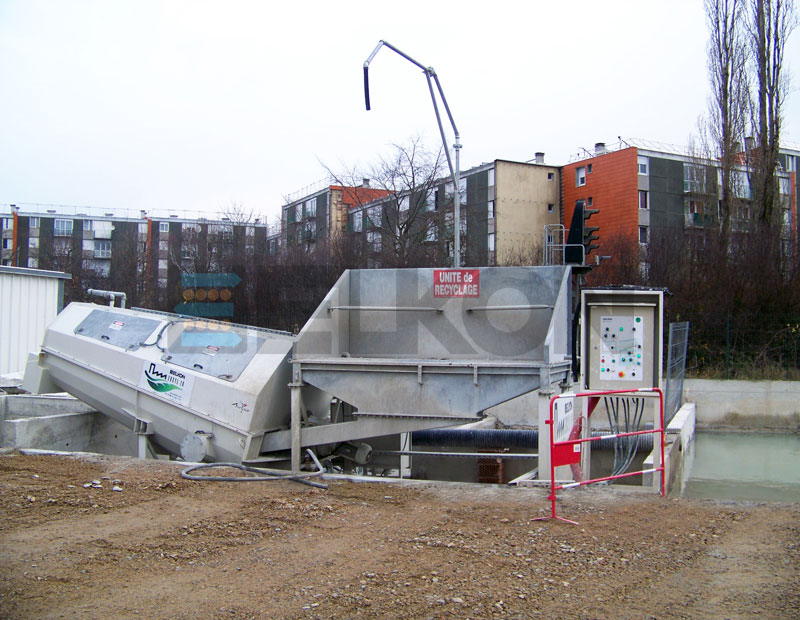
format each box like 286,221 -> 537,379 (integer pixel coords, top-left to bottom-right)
0,453 -> 798,620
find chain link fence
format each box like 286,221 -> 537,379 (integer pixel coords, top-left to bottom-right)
664,322 -> 690,425
682,313 -> 800,379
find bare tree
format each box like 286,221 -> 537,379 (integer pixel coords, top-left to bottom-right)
586,231 -> 644,287
704,0 -> 750,245
748,0 -> 796,225
323,137 -> 450,268
221,201 -> 255,226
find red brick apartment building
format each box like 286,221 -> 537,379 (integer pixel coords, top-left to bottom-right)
561,140 -> 799,261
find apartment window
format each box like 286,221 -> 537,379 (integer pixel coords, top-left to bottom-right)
366,229 -> 381,251
547,172 -> 554,180
488,169 -> 495,187
575,166 -> 586,187
83,220 -> 93,231
683,164 -> 707,193
353,211 -> 362,232
54,219 -> 73,236
159,222 -> 169,233
732,169 -> 751,199
587,164 -> 593,174
1,217 -> 11,229
639,190 -> 649,210
424,191 -> 436,212
399,196 -> 409,212
488,200 -> 495,219
638,156 -> 649,175
29,217 -> 40,229
94,240 -> 112,258
1,238 -> 10,249
639,226 -> 649,245
367,206 -> 382,227
425,221 -> 437,242
458,177 -> 467,204
305,199 -> 316,218
587,196 -> 593,207
488,232 -> 495,252
547,203 -> 555,213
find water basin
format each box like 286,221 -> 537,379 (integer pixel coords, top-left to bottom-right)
680,431 -> 800,502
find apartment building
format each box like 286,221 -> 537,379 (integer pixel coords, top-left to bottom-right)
281,181 -> 392,252
1,205 -> 280,308
282,157 -> 561,266
561,139 -> 799,260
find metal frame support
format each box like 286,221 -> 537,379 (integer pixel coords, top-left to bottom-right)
133,418 -> 154,460
363,40 -> 462,268
289,382 -> 304,473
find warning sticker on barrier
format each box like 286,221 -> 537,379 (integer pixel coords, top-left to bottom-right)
552,394 -> 581,467
433,269 -> 480,297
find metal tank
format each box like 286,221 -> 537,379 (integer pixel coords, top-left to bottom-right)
26,303 -> 294,462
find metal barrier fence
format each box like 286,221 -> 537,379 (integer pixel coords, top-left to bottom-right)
685,312 -> 800,377
664,322 -> 689,425
534,388 -> 665,525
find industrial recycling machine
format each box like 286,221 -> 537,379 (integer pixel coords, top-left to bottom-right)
23,266 -> 663,481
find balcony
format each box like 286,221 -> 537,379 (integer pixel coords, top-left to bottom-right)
684,211 -> 718,228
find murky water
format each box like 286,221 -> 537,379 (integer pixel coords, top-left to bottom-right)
680,431 -> 800,502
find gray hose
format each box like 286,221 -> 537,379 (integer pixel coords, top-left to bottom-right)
180,449 -> 328,489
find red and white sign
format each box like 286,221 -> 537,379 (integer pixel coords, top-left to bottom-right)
433,269 -> 480,298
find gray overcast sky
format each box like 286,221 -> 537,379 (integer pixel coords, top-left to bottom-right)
1,0 -> 798,226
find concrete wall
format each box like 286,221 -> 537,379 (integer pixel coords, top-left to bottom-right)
683,379 -> 800,429
0,394 -> 138,456
488,379 -> 800,430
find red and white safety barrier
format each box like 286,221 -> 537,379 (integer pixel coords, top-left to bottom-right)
534,388 -> 665,525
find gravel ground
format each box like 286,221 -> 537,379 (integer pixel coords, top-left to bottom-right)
0,452 -> 798,620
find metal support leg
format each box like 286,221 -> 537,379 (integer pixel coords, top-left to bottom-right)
134,418 -> 153,460
138,435 -> 150,460
290,383 -> 303,473
537,390 -> 553,482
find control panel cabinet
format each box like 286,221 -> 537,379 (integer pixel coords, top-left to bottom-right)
581,288 -> 663,391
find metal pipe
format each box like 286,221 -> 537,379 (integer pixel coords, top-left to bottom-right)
327,305 -> 443,313
466,305 -> 552,312
413,428 -> 538,449
87,288 -> 127,308
375,450 -> 538,459
363,39 -> 462,268
411,428 -> 653,452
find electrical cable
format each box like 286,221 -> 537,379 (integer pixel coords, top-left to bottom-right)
603,396 -> 646,479
180,449 -> 328,489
